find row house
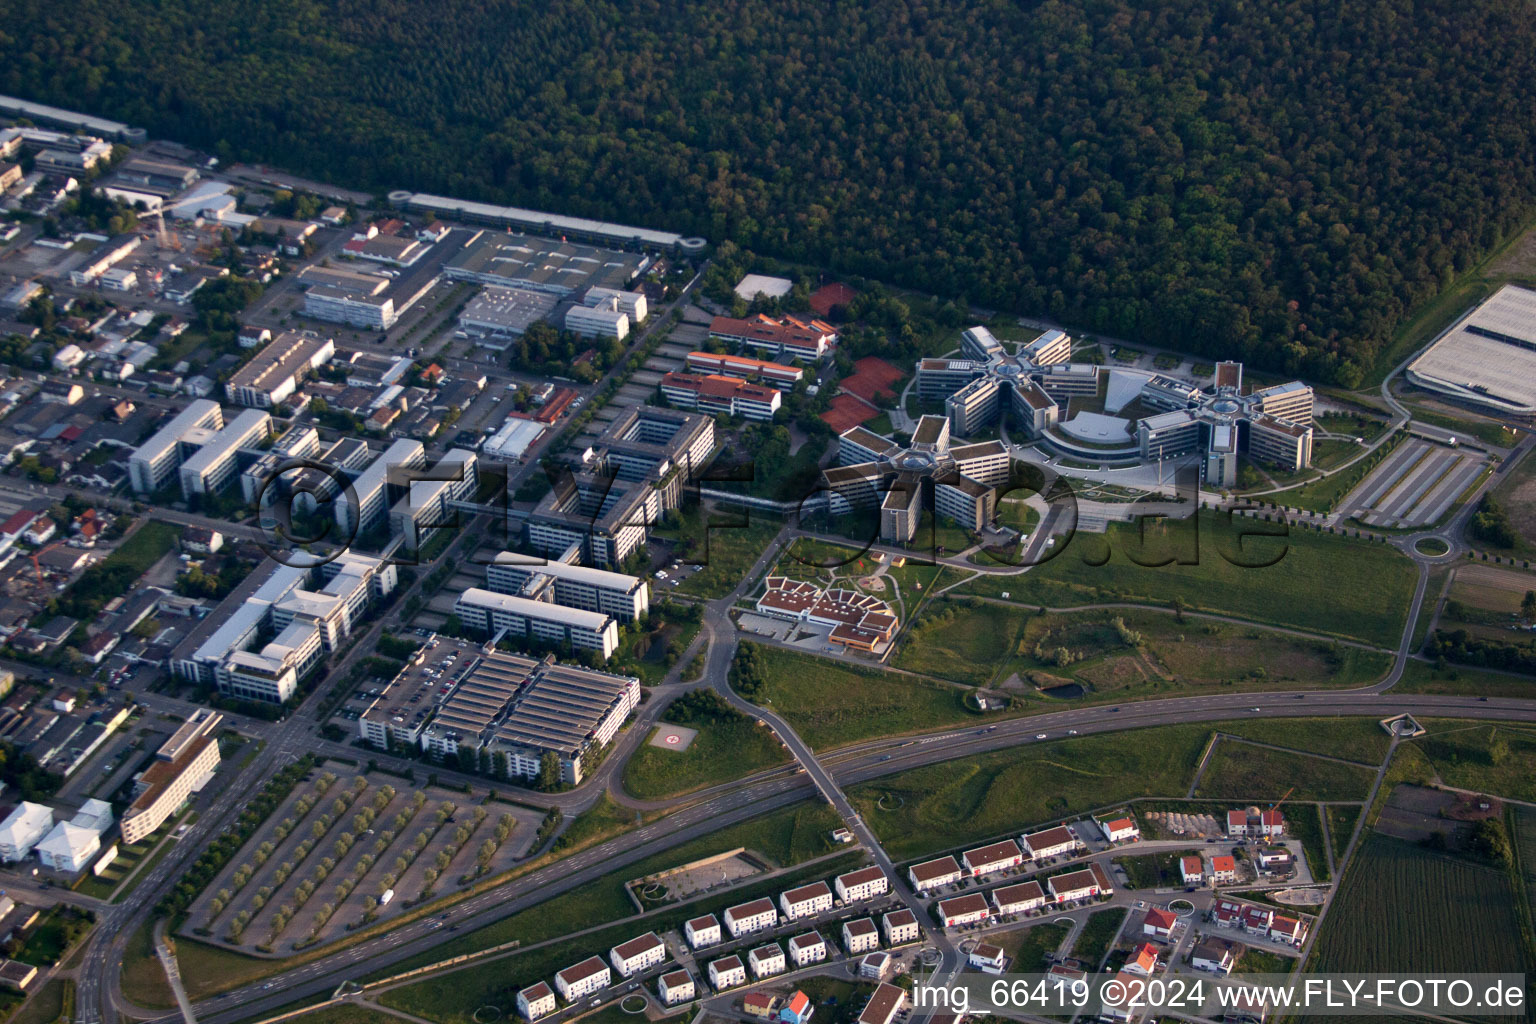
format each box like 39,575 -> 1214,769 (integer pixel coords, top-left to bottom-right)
1021,825 -> 1080,860
962,839 -> 1024,878
908,855 -> 962,893
994,880 -> 1048,916
937,892 -> 990,928
723,898 -> 778,939
779,881 -> 833,921
610,932 -> 666,977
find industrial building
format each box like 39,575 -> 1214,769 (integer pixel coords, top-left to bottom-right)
525,406 -> 715,568
362,645 -> 639,785
445,232 -> 648,296
224,331 -> 335,408
1406,283 -> 1536,415
457,286 -> 560,342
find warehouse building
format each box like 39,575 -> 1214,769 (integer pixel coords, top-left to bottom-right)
458,285 -> 560,342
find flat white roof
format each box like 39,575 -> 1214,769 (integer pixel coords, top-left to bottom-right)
180,408 -> 270,478
457,588 -> 613,631
734,274 -> 793,300
349,438 -> 425,503
483,418 -> 546,460
1408,285 -> 1536,414
489,554 -> 641,594
406,192 -> 686,247
131,399 -> 221,467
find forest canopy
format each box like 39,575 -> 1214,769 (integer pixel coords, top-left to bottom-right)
7,0 -> 1536,383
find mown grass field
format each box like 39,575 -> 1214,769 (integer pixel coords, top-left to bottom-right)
1409,720 -> 1536,803
958,510 -> 1417,647
1118,849 -> 1203,889
1394,660 -> 1536,699
745,646 -> 983,748
1311,835 -> 1528,975
621,716 -> 789,800
1193,744 -> 1377,801
654,508 -> 784,599
896,601 -> 1392,698
848,725 -> 1211,859
1211,718 -> 1392,763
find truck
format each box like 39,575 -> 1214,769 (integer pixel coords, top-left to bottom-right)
380,888 -> 394,906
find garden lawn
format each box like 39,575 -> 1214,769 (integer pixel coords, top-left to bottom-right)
1000,920 -> 1072,971
960,510 -> 1416,647
1071,908 -> 1128,969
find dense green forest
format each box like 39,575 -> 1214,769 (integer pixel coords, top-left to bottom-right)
6,0 -> 1536,382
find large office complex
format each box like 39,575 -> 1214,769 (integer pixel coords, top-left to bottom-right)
445,232 -> 649,296
823,415 -> 1011,544
454,589 -> 620,659
387,449 -> 479,548
485,558 -> 650,623
128,400 -> 274,499
525,406 -> 715,569
336,438 -> 427,537
359,644 -> 639,785
128,399 -> 224,493
1406,284 -> 1536,415
120,709 -> 223,844
225,331 -> 335,408
915,327 -> 1314,487
709,314 -> 839,362
175,553 -> 398,703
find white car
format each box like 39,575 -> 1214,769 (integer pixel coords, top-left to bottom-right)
1035,733 -> 1048,740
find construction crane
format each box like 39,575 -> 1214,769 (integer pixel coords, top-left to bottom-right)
29,541 -> 62,583
1270,786 -> 1295,811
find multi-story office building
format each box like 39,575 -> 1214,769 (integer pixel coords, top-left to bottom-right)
525,407 -> 715,569
584,287 -> 648,322
564,297 -> 629,340
177,408 -> 273,498
659,371 -> 781,421
304,283 -> 397,329
685,350 -> 803,388
129,400 -> 224,493
455,589 -> 620,658
119,710 -> 222,843
336,438 -> 427,537
388,449 -> 479,548
485,559 -> 649,623
822,415 -> 1012,545
708,314 -> 839,362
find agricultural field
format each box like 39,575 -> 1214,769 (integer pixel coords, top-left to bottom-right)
848,724 -> 1211,859
1514,808 -> 1536,921
957,510 -> 1417,647
1311,834 -> 1528,974
183,765 -> 532,953
1327,805 -> 1363,864
898,601 -> 1391,699
1193,743 -> 1377,802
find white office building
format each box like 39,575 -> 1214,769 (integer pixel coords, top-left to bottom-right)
454,589 -> 620,659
